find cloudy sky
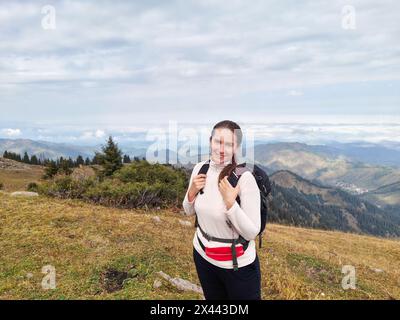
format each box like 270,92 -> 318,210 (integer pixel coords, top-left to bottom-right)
0,0 -> 399,144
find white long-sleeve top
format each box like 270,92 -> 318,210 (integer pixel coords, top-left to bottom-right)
182,158 -> 261,269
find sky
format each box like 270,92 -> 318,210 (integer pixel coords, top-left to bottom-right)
0,0 -> 399,145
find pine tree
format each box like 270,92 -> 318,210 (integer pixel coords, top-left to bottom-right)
23,152 -> 30,164
76,155 -> 85,166
98,136 -> 123,176
68,157 -> 74,168
123,154 -> 131,164
30,155 -> 39,165
59,158 -> 72,175
92,152 -> 102,165
85,157 -> 91,166
3,150 -> 8,158
38,153 -> 46,164
43,160 -> 59,179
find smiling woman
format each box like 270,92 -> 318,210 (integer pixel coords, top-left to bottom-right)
182,120 -> 262,300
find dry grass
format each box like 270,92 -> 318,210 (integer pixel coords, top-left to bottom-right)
263,224 -> 400,299
0,193 -> 399,300
0,166 -> 44,192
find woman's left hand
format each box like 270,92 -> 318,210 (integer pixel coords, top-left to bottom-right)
219,176 -> 240,210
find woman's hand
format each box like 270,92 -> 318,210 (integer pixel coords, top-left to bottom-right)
188,174 -> 207,202
219,176 -> 240,210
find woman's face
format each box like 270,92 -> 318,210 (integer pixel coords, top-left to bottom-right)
210,128 -> 238,165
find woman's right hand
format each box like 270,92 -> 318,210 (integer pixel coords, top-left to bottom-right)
188,174 -> 207,202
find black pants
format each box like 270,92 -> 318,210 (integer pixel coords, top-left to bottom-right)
193,246 -> 261,300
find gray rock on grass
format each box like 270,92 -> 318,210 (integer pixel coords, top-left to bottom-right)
156,271 -> 203,296
10,191 -> 39,197
179,219 -> 192,227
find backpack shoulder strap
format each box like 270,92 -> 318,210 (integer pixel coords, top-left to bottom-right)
198,159 -> 210,194
227,163 -> 250,205
194,159 -> 210,228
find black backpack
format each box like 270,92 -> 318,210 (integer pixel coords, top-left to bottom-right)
194,159 -> 271,249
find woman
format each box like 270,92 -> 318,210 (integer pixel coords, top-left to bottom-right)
182,120 -> 262,300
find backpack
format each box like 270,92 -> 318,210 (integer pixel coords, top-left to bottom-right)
194,159 -> 272,249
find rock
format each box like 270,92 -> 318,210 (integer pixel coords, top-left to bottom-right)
10,191 -> 39,197
153,279 -> 162,289
371,268 -> 384,273
0,157 -> 31,170
153,216 -> 162,223
156,271 -> 203,295
26,273 -> 33,279
179,219 -> 192,227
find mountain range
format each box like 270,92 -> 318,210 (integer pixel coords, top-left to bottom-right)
269,170 -> 400,237
1,138 -> 399,232
251,142 -> 400,192
0,138 -> 147,160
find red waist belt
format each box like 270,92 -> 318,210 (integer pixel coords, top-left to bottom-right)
197,235 -> 245,261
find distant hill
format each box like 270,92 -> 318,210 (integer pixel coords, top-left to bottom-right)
323,141 -> 400,168
268,170 -> 400,237
251,142 -> 400,191
0,138 -> 148,161
0,139 -> 96,160
253,140 -> 400,167
361,181 -> 400,208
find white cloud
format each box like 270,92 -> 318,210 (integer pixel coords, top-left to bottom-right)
3,117 -> 400,145
0,0 -> 399,126
79,129 -> 106,140
80,131 -> 94,140
1,128 -> 22,137
1,0 -> 399,89
288,90 -> 303,96
95,129 -> 105,138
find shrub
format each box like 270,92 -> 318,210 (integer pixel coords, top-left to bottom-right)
0,182 -> 4,190
36,161 -> 188,209
114,160 -> 186,188
83,180 -> 166,208
38,176 -> 96,199
27,182 -> 39,192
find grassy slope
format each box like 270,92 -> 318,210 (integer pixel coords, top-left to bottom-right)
0,166 -> 44,192
0,193 -> 399,300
